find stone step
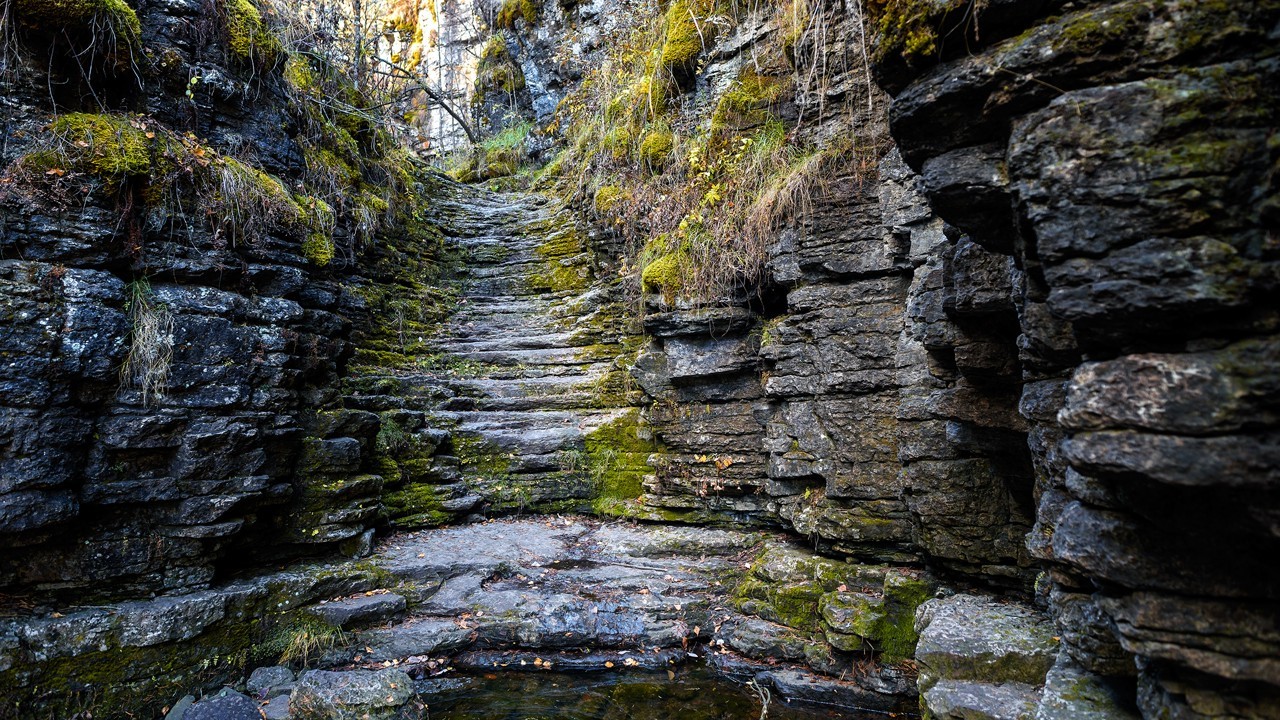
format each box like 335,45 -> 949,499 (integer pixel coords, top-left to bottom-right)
304,592 -> 407,630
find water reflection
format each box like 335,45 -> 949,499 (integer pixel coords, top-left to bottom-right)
419,667 -> 889,720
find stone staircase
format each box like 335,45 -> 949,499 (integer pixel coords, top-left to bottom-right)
346,186 -> 645,521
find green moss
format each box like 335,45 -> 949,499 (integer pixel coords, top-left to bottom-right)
712,68 -> 789,132
224,0 -> 282,66
495,0 -> 537,29
283,54 -> 317,93
454,434 -> 513,478
603,125 -> 635,162
297,195 -> 336,266
383,482 -> 453,528
474,35 -> 526,104
660,0 -> 713,82
12,0 -> 140,52
301,233 -> 334,266
49,113 -> 152,178
864,0 -> 964,64
586,409 -> 661,517
817,571 -> 932,662
1054,1 -> 1149,54
877,571 -> 931,661
639,129 -> 674,170
593,185 -> 626,214
640,251 -> 687,297
634,74 -> 669,119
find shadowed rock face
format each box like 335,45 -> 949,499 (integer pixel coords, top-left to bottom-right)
869,0 -> 1280,715
0,0 -> 364,599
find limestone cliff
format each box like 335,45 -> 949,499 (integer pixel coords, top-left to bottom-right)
0,0 -> 1276,717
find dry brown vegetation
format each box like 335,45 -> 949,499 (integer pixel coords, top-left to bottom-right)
538,0 -> 884,305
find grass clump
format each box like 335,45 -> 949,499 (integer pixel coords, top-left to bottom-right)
121,278 -> 174,407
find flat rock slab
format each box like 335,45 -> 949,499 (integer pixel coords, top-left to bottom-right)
351,517 -> 762,665
923,679 -> 1041,720
915,594 -> 1059,689
306,592 -> 406,629
184,689 -> 260,720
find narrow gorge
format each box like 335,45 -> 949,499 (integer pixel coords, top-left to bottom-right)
0,0 -> 1276,719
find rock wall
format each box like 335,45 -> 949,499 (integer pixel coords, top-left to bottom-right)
869,0 -> 1280,716
0,0 -> 435,601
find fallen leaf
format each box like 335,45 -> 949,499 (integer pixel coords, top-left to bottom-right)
604,661 -> 614,668
667,670 -> 675,680
45,168 -> 65,176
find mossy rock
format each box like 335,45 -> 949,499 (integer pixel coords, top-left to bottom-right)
383,482 -> 453,528
641,251 -> 687,298
495,0 -> 537,29
224,0 -> 282,66
585,410 -> 662,518
593,185 -> 626,214
660,0 -> 714,87
863,0 -> 964,65
47,113 -> 153,178
639,129 -> 674,170
712,68 -> 789,132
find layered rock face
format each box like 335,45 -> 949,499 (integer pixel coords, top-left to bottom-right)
0,0 -> 435,600
2,6 -> 318,598
616,0 -> 1039,585
1,0 -> 1276,716
444,0 -> 1279,714
869,1 -> 1280,716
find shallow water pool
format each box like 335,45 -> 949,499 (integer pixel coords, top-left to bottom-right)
418,667 -> 894,720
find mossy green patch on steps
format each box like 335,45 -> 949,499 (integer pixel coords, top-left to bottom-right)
586,409 -> 662,517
